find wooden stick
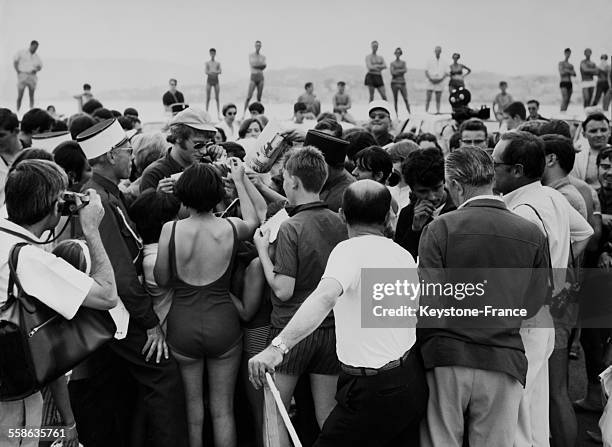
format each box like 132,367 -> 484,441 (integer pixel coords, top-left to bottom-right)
265,372 -> 302,447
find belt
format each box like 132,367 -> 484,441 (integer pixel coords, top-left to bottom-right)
340,350 -> 411,377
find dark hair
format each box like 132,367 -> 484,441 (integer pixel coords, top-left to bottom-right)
337,81 -> 346,87
305,82 -> 313,90
354,146 -> 393,183
503,102 -> 527,121
564,48 -> 571,53
541,134 -> 576,174
53,141 -> 89,184
248,102 -> 265,114
169,78 -> 177,84
402,148 -> 445,188
123,108 -> 138,117
167,123 -> 196,145
175,163 -> 224,212
342,182 -> 391,226
215,127 -> 227,142
92,108 -> 113,121
0,108 -> 19,132
210,48 -> 216,53
53,240 -> 89,272
499,81 -> 508,87
458,118 -> 488,137
394,132 -> 416,143
597,148 -> 612,166
118,116 -> 134,130
220,142 -> 246,161
527,99 -> 540,107
129,190 -> 181,244
317,112 -> 337,123
222,103 -> 237,116
82,99 -> 103,115
238,118 -> 263,139
68,114 -> 95,139
47,105 -> 55,112
449,132 -> 462,151
283,146 -> 328,193
517,120 -> 547,136
314,118 -> 343,139
499,131 -> 546,179
582,112 -> 610,130
540,119 -> 571,139
6,160 -> 68,226
344,129 -> 377,160
294,102 -> 307,114
9,148 -> 54,173
83,83 -> 91,90
20,108 -> 54,134
51,120 -> 68,132
30,40 -> 39,46
111,110 -> 122,118
416,132 -> 443,153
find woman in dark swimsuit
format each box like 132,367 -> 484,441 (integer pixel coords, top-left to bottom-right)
449,52 -> 472,92
155,161 -> 263,447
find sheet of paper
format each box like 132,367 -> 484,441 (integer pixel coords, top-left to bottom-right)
260,208 -> 290,243
108,298 -> 130,340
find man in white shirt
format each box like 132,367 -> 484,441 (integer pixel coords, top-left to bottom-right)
0,159 -> 117,447
425,46 -> 448,114
493,131 -> 593,447
13,40 -> 43,112
571,113 -> 611,190
249,179 -> 428,446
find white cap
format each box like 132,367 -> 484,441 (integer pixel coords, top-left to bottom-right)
367,100 -> 392,117
169,107 -> 217,132
30,131 -> 72,153
76,118 -> 127,160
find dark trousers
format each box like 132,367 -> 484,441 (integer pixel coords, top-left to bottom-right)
314,350 -> 428,447
69,328 -> 188,447
581,328 -> 612,384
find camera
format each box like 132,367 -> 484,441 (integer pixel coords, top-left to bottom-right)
59,191 -> 89,216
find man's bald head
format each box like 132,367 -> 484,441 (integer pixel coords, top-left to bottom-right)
342,180 -> 391,227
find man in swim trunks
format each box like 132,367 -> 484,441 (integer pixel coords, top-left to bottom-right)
205,48 -> 222,119
333,81 -> 356,124
243,40 -> 267,117
297,82 -> 321,119
592,54 -> 611,109
425,46 -> 448,114
581,48 -> 599,108
559,48 -> 576,112
365,41 -> 387,102
390,47 -> 411,118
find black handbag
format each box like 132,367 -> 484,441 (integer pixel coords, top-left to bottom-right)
0,243 -> 116,401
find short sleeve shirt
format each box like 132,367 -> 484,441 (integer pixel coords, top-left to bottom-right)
14,49 -> 42,74
271,202 -> 347,329
139,150 -> 183,192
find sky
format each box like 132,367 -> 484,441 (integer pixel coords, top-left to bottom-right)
1,0 -> 611,96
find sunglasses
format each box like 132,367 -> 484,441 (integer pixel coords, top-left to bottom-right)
461,139 -> 486,145
370,112 -> 389,120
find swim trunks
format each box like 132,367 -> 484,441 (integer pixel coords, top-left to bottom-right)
207,73 -> 219,86
250,72 -> 264,85
364,73 -> 384,88
17,73 -> 37,90
559,81 -> 573,93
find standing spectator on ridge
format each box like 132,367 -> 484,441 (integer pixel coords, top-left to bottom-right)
74,83 -> 94,113
332,81 -> 355,124
390,48 -> 411,117
297,83 -> 321,119
162,78 -> 186,114
559,48 -> 576,112
14,40 -> 43,112
243,41 -> 267,117
493,81 -> 514,123
425,46 -> 448,114
205,48 -> 222,119
364,41 -> 388,102
580,48 -> 599,108
448,52 -> 471,92
592,54 -> 611,108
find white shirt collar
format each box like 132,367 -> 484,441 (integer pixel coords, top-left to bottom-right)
501,181 -> 543,207
0,218 -> 44,243
457,194 -> 504,209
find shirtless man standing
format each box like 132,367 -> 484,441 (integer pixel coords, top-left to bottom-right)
365,41 -> 387,102
559,48 -> 576,112
581,48 -> 599,108
333,81 -> 355,124
390,47 -> 411,117
205,48 -> 222,119
243,40 -> 267,117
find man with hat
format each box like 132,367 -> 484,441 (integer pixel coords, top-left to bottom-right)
76,118 -> 188,447
30,130 -> 72,152
304,128 -> 354,212
140,107 -> 222,193
368,100 -> 394,147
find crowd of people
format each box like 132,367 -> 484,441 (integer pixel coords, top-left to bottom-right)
2,38 -> 612,447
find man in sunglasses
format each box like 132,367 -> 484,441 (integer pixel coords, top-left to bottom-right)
76,118 -> 189,446
140,107 -> 224,193
368,100 -> 395,147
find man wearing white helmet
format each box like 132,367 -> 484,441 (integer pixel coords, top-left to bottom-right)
368,100 -> 395,147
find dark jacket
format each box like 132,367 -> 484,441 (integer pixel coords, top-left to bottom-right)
394,191 -> 456,259
82,172 -> 159,330
416,198 -> 551,385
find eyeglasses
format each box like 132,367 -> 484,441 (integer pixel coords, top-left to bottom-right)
461,139 -> 486,145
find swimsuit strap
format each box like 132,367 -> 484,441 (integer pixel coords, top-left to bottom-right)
169,221 -> 178,279
223,219 -> 239,277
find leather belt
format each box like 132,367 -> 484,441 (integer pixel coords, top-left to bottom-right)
340,350 -> 411,377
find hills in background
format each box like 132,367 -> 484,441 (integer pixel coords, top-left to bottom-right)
0,57 -> 565,108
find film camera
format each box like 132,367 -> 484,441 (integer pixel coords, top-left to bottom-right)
59,191 -> 89,215
449,87 -> 490,124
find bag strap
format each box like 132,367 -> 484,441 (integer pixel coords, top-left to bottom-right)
0,243 -> 29,313
515,203 -> 555,289
0,227 -> 41,245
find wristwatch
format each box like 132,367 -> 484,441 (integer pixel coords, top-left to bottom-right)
271,336 -> 289,355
